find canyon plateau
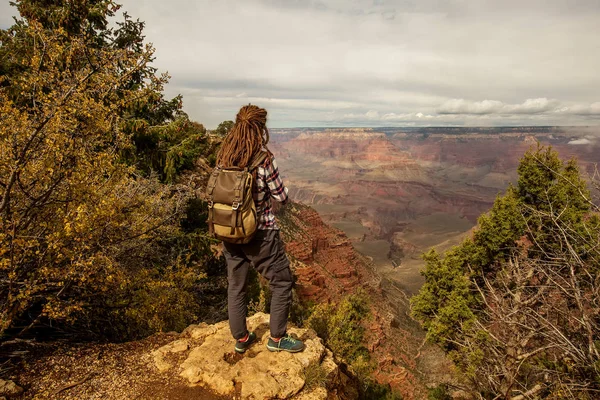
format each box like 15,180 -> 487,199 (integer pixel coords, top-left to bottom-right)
270,127 -> 600,295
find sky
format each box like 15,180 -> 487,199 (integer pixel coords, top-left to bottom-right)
2,0 -> 600,128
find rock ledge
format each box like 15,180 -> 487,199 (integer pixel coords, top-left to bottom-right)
152,313 -> 347,399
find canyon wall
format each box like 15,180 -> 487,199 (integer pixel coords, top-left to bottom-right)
278,203 -> 454,399
270,127 -> 600,294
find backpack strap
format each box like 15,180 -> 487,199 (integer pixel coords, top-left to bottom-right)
230,171 -> 248,235
249,151 -> 268,171
233,171 -> 245,204
208,212 -> 215,235
230,210 -> 236,235
206,169 -> 220,235
206,169 -> 219,196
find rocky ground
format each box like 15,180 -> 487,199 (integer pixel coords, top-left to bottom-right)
7,313 -> 354,400
6,333 -> 222,399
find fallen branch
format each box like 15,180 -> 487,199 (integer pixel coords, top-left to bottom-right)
53,372 -> 96,396
510,383 -> 544,400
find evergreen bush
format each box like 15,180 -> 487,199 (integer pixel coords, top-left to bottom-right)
412,145 -> 600,398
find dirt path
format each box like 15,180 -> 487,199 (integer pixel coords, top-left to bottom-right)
8,334 -> 226,400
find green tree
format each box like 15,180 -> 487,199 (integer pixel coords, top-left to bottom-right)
412,145 -> 600,398
11,0 -> 117,39
214,120 -> 234,137
307,291 -> 402,398
4,1 -> 206,183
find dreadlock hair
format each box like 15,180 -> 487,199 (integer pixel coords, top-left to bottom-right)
216,104 -> 271,168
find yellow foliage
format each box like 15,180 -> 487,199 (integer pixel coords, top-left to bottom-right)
0,21 -> 198,338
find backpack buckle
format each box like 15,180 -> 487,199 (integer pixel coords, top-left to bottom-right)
232,202 -> 240,210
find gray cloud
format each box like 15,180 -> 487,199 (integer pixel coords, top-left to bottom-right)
0,1 -> 16,28
559,103 -> 600,116
2,0 -> 600,127
438,98 -> 561,115
121,0 -> 599,127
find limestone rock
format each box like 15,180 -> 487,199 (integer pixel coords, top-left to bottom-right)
182,320 -> 228,340
152,312 -> 346,399
293,387 -> 327,400
321,349 -> 338,381
152,339 -> 190,373
0,379 -> 23,398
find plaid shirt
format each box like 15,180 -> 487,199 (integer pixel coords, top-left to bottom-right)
254,152 -> 288,230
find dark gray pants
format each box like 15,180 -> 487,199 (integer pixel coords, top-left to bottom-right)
223,229 -> 293,339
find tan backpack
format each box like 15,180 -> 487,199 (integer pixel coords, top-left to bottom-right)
205,152 -> 268,244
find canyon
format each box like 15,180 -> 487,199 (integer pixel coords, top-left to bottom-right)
270,127 -> 600,295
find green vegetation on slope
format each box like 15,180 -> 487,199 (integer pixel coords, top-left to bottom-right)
307,291 -> 403,399
412,145 -> 600,399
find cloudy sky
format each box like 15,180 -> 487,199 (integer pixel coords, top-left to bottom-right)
2,0 -> 600,128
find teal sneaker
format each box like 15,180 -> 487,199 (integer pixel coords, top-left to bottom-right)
266,334 -> 305,353
234,331 -> 257,353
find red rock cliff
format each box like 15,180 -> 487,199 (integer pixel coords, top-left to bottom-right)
279,203 -> 376,302
278,203 -> 453,399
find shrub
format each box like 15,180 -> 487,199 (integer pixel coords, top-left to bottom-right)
0,3 -> 225,341
412,145 -> 600,398
307,291 -> 370,364
428,384 -> 452,400
303,360 -> 328,390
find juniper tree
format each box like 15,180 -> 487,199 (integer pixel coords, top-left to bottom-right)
412,145 -> 600,399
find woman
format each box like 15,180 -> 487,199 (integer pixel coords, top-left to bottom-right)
216,104 -> 304,354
